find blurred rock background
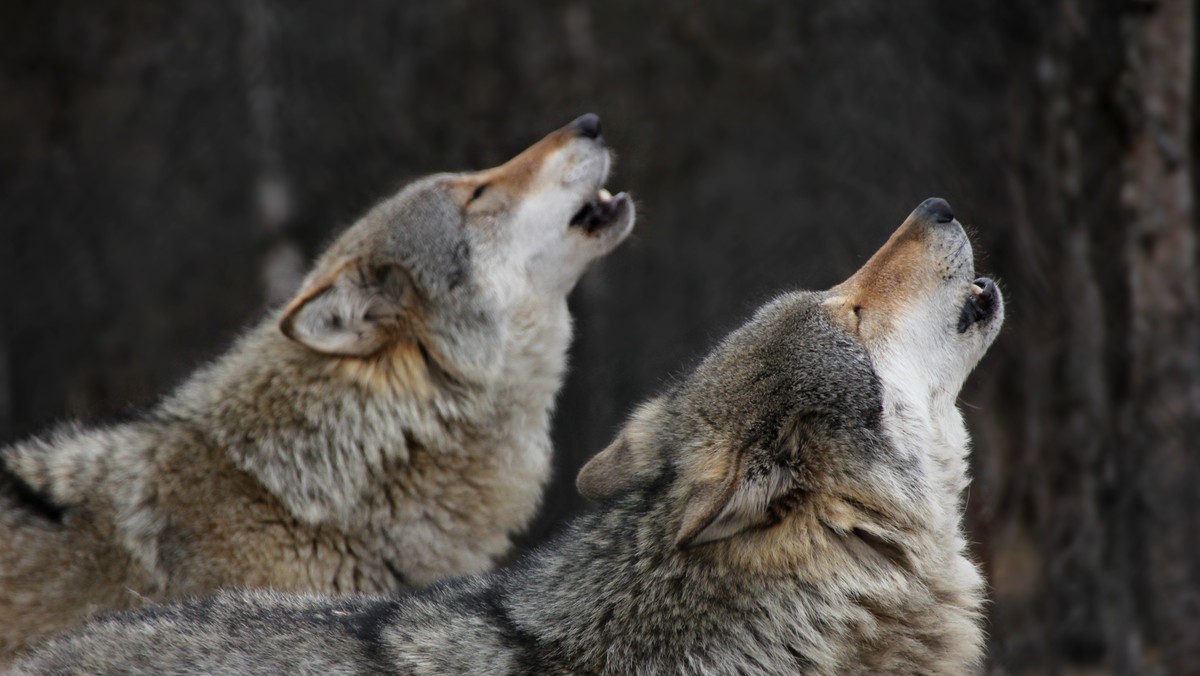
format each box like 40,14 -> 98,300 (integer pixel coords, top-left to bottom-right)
2,1 -> 1197,672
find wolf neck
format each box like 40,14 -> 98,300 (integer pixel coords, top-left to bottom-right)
175,301 -> 570,540
875,348 -> 974,516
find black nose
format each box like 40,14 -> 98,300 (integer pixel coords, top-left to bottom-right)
571,113 -> 602,140
914,197 -> 955,224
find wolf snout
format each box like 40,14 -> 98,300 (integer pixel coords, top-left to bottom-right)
913,197 -> 955,224
570,113 -> 603,141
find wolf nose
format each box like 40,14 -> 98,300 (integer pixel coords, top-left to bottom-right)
914,197 -> 955,224
571,113 -> 603,140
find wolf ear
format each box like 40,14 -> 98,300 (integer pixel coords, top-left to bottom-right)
577,436 -> 641,502
674,412 -> 817,548
674,453 -> 794,548
280,260 -> 413,357
577,399 -> 667,502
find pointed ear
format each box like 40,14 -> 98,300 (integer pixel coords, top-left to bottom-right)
577,398 -> 667,502
674,409 -> 820,548
280,260 -> 413,357
674,452 -> 794,548
577,436 -> 639,502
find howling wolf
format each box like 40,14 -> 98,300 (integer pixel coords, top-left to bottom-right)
0,114 -> 635,661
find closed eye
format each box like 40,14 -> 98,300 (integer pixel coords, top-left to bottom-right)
470,183 -> 489,202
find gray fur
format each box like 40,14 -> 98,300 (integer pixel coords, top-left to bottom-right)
0,117 -> 634,661
15,201 -> 1001,674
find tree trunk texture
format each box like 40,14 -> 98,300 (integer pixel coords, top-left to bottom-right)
1,2 -> 1198,673
974,1 -> 1200,673
1124,1 -> 1200,670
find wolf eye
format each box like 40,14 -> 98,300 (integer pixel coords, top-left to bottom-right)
470,183 -> 489,202
852,305 -> 863,327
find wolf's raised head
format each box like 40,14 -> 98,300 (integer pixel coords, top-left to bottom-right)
178,115 -> 634,545
278,113 -> 633,381
576,198 -> 1000,670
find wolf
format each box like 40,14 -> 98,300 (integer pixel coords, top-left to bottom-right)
14,197 -> 1002,675
0,114 -> 635,661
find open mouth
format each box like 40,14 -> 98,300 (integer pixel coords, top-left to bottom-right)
570,188 -> 631,234
958,277 -> 999,333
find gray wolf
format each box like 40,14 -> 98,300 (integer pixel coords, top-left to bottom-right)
14,197 -> 1000,675
0,114 -> 634,661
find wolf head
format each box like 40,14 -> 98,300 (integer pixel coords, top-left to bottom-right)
277,114 -> 633,380
579,197 -> 1001,567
